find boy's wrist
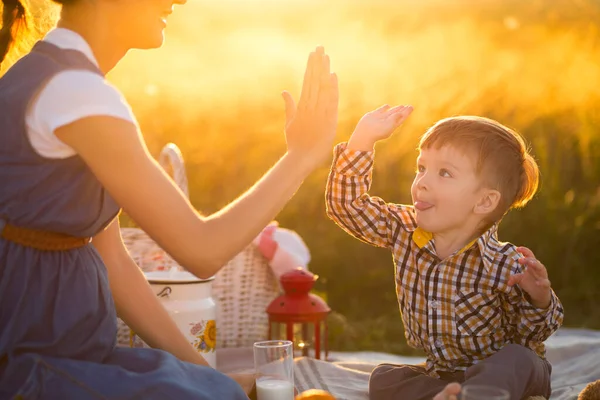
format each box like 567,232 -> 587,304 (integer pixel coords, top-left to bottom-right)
347,133 -> 376,151
529,290 -> 552,309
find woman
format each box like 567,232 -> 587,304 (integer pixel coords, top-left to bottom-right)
0,0 -> 338,396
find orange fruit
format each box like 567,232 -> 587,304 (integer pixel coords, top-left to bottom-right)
295,389 -> 336,400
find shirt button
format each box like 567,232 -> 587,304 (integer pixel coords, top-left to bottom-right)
430,299 -> 438,309
435,339 -> 443,347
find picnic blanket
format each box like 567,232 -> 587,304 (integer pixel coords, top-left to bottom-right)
216,328 -> 600,400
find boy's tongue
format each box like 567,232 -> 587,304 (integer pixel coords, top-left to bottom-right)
414,201 -> 434,211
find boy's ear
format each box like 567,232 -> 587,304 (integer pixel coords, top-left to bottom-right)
474,189 -> 501,215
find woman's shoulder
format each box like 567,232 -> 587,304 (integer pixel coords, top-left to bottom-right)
40,69 -> 127,107
26,69 -> 136,158
29,69 -> 135,131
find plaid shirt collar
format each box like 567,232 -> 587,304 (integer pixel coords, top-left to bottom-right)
412,223 -> 500,272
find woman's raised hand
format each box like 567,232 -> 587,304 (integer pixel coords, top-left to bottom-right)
282,46 -> 339,168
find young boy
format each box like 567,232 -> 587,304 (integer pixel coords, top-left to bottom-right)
325,105 -> 564,400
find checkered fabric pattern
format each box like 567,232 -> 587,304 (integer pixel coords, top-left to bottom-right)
325,142 -> 564,377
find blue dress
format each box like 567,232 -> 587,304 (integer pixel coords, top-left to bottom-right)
0,41 -> 247,400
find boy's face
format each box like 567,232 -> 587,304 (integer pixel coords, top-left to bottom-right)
411,144 -> 491,235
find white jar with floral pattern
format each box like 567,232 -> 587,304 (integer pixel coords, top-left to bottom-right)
130,270 -> 218,368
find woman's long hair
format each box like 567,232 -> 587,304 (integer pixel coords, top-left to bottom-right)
0,0 -> 32,66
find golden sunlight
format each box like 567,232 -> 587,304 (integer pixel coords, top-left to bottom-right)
16,0 -> 598,148
106,0 -> 600,132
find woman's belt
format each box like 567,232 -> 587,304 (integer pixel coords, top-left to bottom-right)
0,220 -> 91,251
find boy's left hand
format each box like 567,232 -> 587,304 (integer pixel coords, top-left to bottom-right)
508,246 -> 552,309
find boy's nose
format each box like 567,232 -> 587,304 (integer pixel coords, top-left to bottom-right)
416,175 -> 429,190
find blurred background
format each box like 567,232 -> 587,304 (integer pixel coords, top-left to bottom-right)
15,0 -> 600,355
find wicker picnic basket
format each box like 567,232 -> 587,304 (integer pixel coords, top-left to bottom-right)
117,143 -> 280,348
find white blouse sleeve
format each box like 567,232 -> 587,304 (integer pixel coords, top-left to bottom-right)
26,70 -> 137,159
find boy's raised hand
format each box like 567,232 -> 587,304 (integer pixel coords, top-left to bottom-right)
348,104 -> 413,151
508,246 -> 552,309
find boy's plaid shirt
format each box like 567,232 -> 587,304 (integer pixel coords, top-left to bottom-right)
325,143 -> 564,377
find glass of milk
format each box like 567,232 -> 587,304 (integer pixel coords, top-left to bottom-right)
253,340 -> 294,400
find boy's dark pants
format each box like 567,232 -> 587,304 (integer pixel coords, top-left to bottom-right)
369,344 -> 552,400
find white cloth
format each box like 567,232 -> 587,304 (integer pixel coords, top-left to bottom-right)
26,28 -> 135,159
252,224 -> 312,280
269,227 -> 311,279
272,228 -> 311,267
216,328 -> 600,400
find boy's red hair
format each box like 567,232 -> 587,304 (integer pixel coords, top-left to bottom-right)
419,116 -> 539,224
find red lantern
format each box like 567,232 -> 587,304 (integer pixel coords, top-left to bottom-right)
267,268 -> 331,360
